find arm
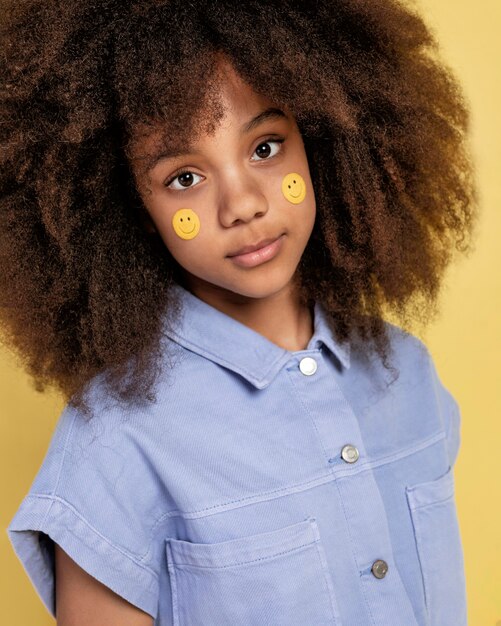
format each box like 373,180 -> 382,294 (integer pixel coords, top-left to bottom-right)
55,544 -> 154,626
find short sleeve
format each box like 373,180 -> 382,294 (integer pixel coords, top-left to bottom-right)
425,346 -> 462,468
6,398 -> 166,620
440,379 -> 462,468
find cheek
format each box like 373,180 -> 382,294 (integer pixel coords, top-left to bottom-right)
290,181 -> 316,247
144,192 -> 216,264
171,209 -> 201,240
147,203 -> 198,246
276,171 -> 316,229
161,216 -> 215,268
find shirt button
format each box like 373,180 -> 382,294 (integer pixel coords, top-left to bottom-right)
341,444 -> 360,463
371,560 -> 389,579
299,357 -> 317,376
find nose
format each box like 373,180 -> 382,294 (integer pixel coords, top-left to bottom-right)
217,173 -> 269,227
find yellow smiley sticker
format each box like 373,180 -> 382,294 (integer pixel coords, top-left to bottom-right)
282,172 -> 306,204
172,208 -> 201,240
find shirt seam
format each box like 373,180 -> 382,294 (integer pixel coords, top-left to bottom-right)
284,365 -> 331,462
147,431 -> 446,523
22,493 -> 159,580
425,342 -> 460,467
39,408 -> 78,531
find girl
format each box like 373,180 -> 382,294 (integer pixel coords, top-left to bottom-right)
2,1 -> 477,625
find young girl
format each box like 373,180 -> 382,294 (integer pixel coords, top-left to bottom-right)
2,1 -> 478,625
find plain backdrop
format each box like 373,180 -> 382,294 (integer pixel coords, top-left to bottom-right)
1,0 -> 500,624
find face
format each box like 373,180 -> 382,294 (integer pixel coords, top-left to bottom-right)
130,60 -> 316,305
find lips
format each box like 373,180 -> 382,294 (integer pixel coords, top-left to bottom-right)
227,235 -> 282,257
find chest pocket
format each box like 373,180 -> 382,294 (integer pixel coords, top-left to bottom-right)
165,516 -> 342,625
405,466 -> 467,626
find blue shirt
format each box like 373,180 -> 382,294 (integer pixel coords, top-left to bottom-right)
7,281 -> 467,625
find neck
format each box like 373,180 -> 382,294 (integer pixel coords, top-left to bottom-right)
179,274 -> 314,352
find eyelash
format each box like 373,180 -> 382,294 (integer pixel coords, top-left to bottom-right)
164,137 -> 286,191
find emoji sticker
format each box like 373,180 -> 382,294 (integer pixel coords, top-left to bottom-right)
282,173 -> 306,204
172,208 -> 201,240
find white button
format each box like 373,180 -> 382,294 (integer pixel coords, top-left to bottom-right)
341,444 -> 360,463
299,357 -> 317,376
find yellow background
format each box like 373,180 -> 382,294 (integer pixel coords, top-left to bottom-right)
1,0 -> 500,623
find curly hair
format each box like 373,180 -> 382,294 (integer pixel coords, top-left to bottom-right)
0,0 -> 478,417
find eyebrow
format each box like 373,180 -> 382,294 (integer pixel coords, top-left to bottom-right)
146,107 -> 288,171
241,107 -> 287,134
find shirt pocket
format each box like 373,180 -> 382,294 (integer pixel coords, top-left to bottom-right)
405,466 -> 467,626
165,516 -> 342,626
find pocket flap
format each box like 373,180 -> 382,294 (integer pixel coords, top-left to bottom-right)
405,465 -> 454,510
167,516 -> 319,568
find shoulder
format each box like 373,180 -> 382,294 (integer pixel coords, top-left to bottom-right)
348,318 -> 461,468
382,319 -> 430,368
382,320 -> 462,468
348,318 -> 433,394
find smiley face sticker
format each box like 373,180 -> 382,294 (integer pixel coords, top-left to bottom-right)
282,173 -> 306,204
172,208 -> 201,240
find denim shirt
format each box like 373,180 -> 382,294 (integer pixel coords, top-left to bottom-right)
7,281 -> 467,625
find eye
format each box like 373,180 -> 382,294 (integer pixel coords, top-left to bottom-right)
250,138 -> 285,162
165,170 -> 204,191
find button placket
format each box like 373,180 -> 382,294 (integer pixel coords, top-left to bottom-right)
287,351 -> 413,620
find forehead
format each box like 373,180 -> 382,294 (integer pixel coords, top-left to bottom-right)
127,57 -> 287,171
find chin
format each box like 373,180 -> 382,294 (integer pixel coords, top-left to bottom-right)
183,261 -> 299,301
224,272 -> 297,300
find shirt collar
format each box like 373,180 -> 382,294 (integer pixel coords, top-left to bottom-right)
162,281 -> 351,389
